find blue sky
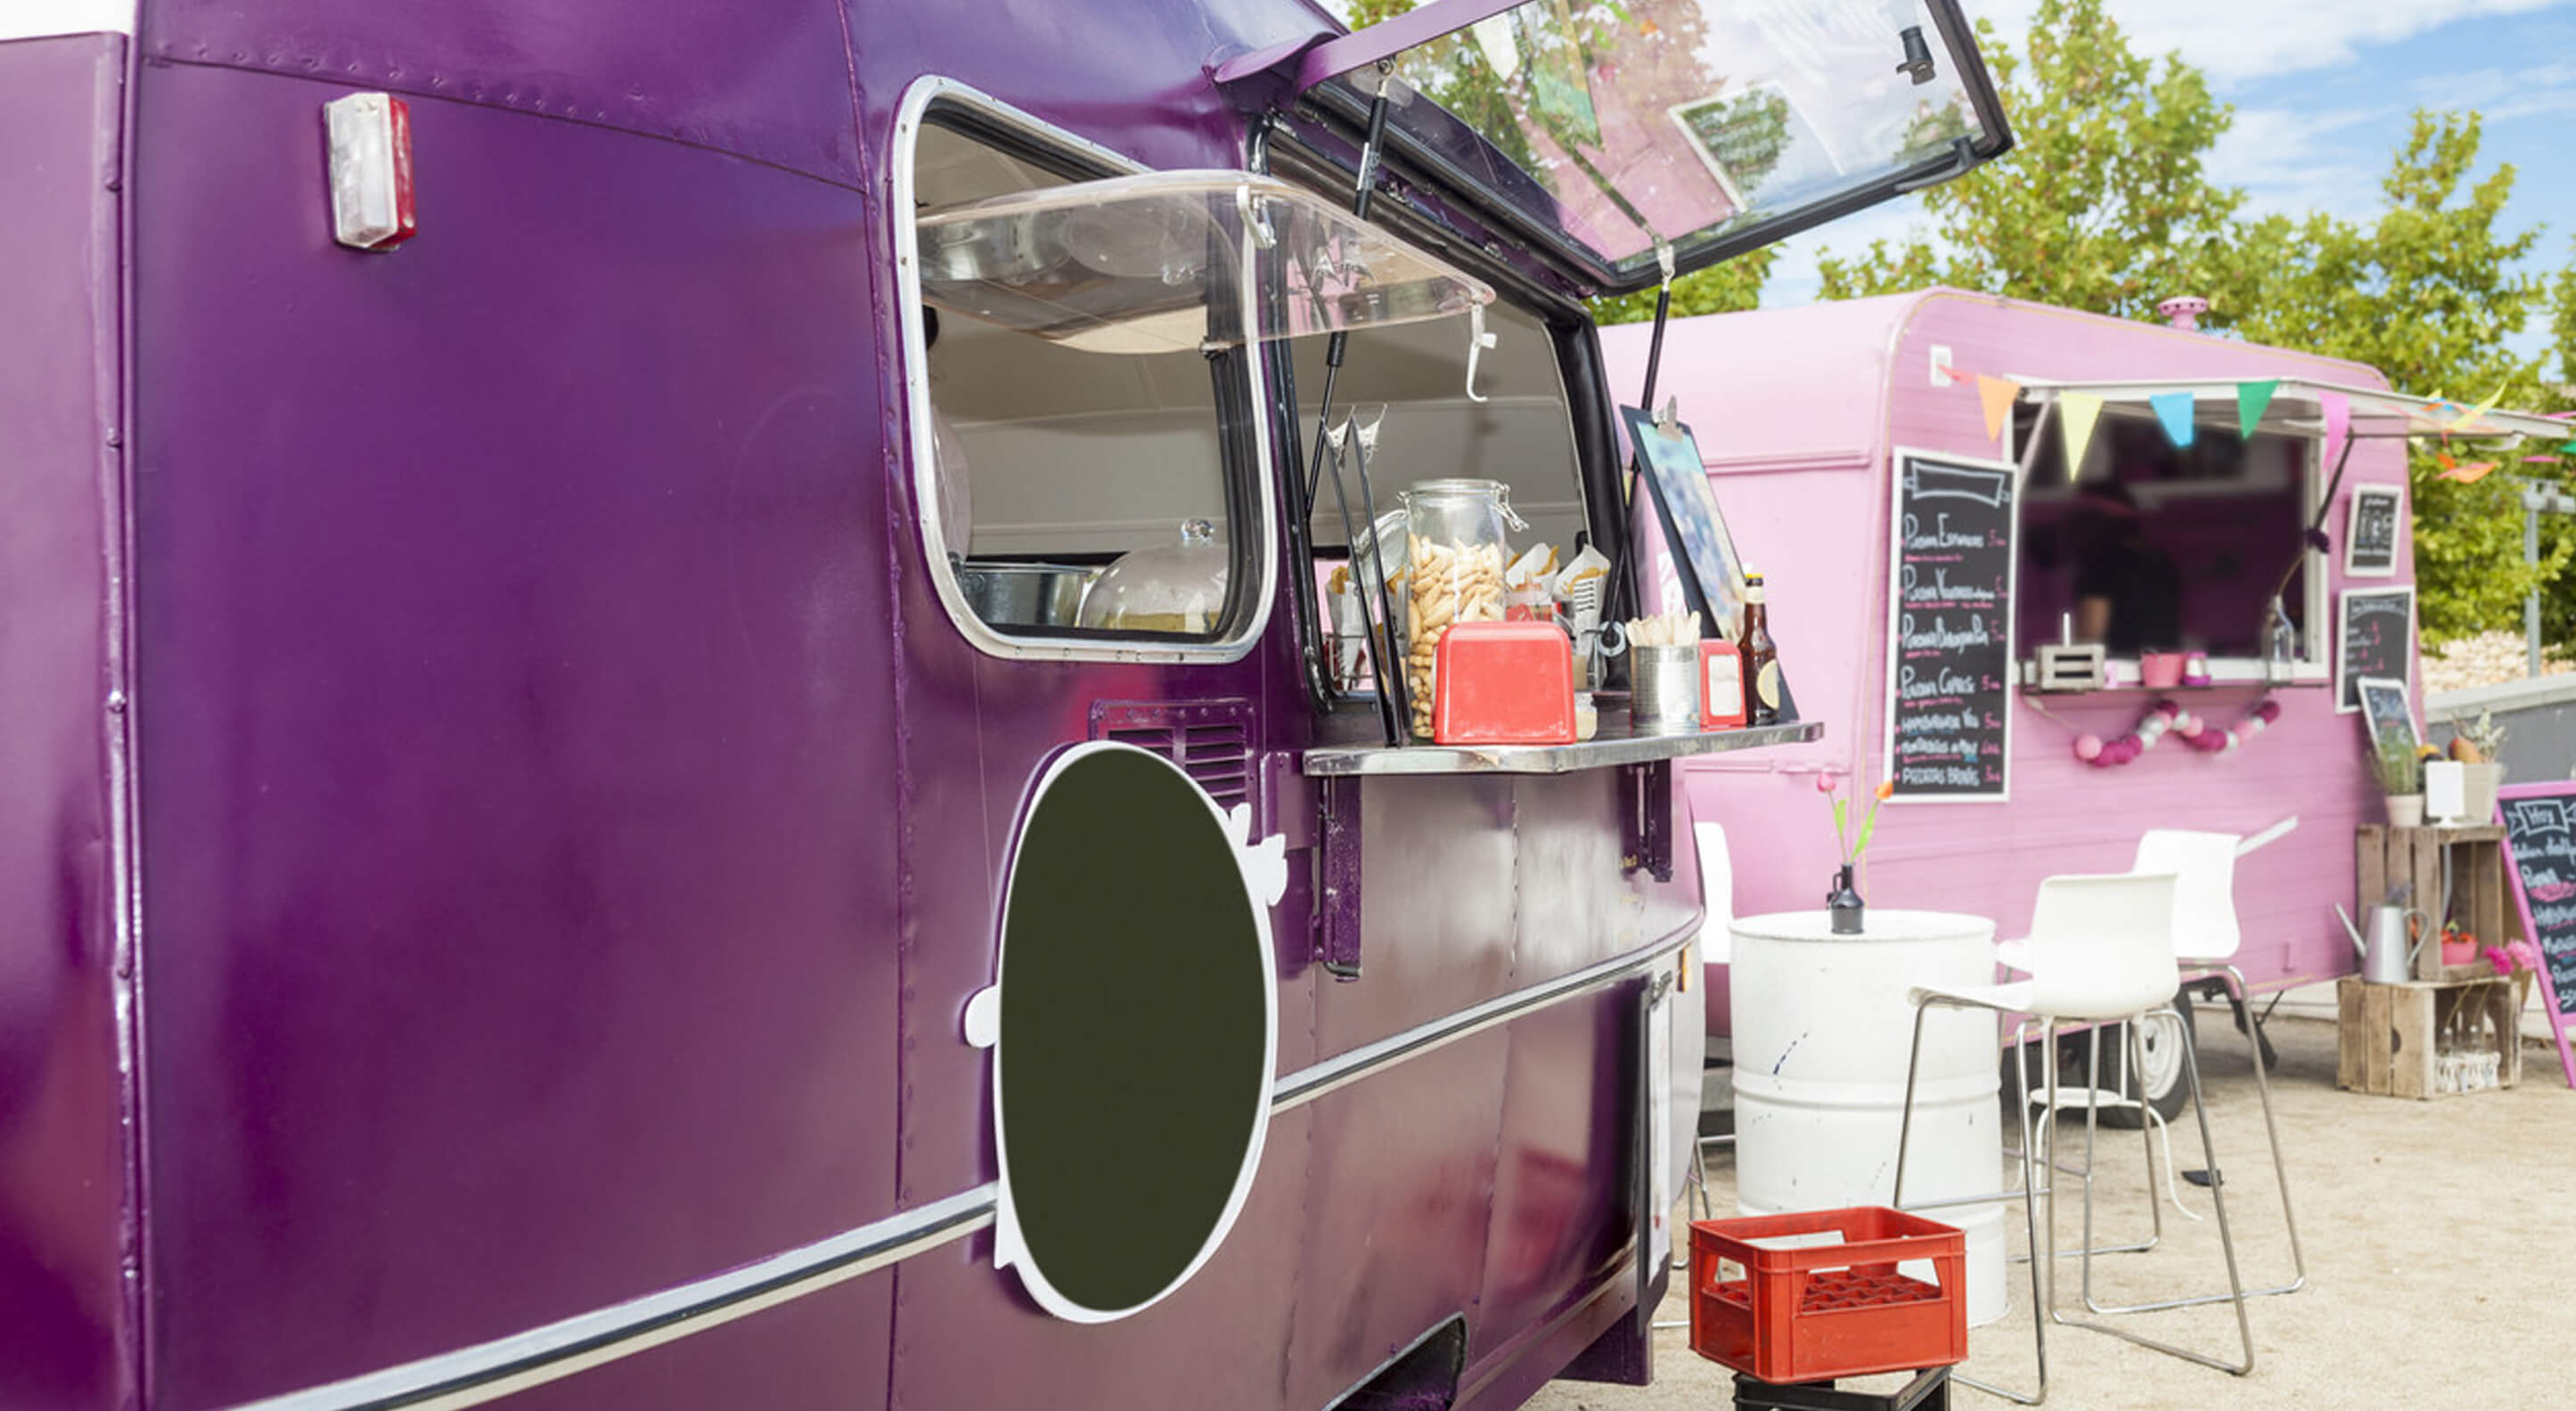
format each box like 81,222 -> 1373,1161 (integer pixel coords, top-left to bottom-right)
1775,0 -> 2576,367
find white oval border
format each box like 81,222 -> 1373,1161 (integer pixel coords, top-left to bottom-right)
981,739 -> 1283,1324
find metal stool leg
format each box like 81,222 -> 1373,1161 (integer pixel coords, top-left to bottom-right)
2051,1013 -> 2255,1375
1898,1005 -> 2048,1406
2087,968 -> 2304,1311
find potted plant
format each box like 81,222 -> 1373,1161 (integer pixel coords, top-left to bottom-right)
2373,735 -> 2424,827
2448,708 -> 2509,823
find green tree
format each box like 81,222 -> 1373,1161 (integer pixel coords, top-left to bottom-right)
2552,236 -> 2576,393
2231,112 -> 2553,640
1813,0 -> 2249,323
1591,244 -> 1777,325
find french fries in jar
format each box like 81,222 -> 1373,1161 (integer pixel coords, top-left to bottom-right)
1398,478 -> 1526,738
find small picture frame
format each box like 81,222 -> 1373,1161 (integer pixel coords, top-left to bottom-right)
2344,484 -> 2401,577
1620,404 -> 1750,643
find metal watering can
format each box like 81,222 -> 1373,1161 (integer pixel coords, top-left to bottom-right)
2337,903 -> 2426,984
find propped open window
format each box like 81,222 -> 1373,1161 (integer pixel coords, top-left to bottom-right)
1244,0 -> 2012,294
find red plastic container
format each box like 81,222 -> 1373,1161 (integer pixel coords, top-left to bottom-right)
1689,1206 -> 1967,1383
1432,621 -> 1575,746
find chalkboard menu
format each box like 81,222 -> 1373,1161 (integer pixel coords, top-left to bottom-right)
2493,784 -> 2576,1088
2344,485 -> 2400,577
2336,586 -> 2414,713
1884,452 -> 2016,800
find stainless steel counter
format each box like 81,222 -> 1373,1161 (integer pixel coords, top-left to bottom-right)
1301,712 -> 1822,777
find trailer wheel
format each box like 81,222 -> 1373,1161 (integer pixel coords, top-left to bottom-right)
2077,999 -> 2193,1130
2000,997 -> 2192,1130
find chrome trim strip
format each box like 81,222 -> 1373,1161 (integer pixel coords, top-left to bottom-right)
221,925 -> 1696,1409
222,1186 -> 999,1411
1273,925 -> 1697,1113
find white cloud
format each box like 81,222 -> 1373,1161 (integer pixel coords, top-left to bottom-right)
1962,0 -> 2574,86
2417,61 -> 2576,121
1766,192 -> 1936,306
2206,105 -> 2390,221
0,0 -> 133,38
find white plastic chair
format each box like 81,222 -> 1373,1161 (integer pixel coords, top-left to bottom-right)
1664,821 -> 1731,1300
2106,827 -> 2304,1310
1892,872 -> 2254,1404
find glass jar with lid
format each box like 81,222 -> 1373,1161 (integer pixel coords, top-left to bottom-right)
1078,519 -> 1229,634
1400,478 -> 1525,737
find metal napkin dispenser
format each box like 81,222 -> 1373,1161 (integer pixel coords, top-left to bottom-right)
2034,641 -> 2106,692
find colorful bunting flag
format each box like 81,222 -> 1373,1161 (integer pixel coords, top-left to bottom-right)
1976,375 -> 2021,442
2060,393 -> 2105,482
2449,383 -> 2507,435
2236,379 -> 2278,439
2150,391 -> 2196,449
2438,461 -> 2499,484
2322,393 -> 2351,471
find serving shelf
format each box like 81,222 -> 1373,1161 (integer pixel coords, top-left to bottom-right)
1302,711 -> 1821,777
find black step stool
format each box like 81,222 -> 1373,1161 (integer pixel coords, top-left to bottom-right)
1733,1366 -> 1950,1411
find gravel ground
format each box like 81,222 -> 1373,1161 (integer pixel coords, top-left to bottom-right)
2422,630 -> 2572,695
1527,1012 -> 2576,1410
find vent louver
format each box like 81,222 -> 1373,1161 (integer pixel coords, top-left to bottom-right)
1090,700 -> 1256,812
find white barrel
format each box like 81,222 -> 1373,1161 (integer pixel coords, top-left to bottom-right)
1730,909 -> 2009,1326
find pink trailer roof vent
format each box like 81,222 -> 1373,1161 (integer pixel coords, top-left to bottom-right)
2157,295 -> 2211,331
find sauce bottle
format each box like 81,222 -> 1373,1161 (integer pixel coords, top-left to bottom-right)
1741,570 -> 1780,725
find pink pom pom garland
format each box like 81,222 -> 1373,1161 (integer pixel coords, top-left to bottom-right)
2072,697 -> 2281,767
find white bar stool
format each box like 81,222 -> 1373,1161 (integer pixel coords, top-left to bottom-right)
2096,827 -> 2303,1311
1892,871 -> 2254,1404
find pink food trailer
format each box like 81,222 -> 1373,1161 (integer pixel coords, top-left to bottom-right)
1605,290 -> 2569,1113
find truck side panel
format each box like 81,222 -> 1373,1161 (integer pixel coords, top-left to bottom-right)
130,61 -> 900,1409
0,32 -> 137,1411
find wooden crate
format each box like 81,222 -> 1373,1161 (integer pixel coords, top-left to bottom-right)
2335,974 -> 2531,1098
2353,825 -> 2524,981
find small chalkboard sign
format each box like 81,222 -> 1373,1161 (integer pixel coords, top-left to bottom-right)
2492,782 -> 2576,1089
1883,449 -> 2016,802
2355,676 -> 2418,757
2344,485 -> 2401,577
2335,585 -> 2413,714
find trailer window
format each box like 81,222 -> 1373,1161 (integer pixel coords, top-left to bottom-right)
897,103 -> 1272,658
2013,406 -> 2320,666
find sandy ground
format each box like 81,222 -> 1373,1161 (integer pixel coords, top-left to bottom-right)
1527,1012 -> 2576,1410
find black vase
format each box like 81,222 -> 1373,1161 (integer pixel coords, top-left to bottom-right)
1828,863 -> 1865,934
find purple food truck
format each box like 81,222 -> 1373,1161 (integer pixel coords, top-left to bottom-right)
0,3 -> 2012,1407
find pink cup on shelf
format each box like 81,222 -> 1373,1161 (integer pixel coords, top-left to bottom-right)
2139,652 -> 2186,689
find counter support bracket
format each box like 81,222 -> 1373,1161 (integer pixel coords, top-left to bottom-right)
1319,775 -> 1365,980
1620,760 -> 1673,882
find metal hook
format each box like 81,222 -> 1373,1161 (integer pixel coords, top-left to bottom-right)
1464,303 -> 1498,404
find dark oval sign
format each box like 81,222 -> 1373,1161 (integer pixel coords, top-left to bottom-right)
981,743 -> 1276,1321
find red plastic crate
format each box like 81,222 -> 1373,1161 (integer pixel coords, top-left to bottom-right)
1689,1206 -> 1967,1383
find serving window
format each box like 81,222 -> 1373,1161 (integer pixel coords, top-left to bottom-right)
2011,402 -> 2324,673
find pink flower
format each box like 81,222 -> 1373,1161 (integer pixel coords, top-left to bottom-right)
2486,946 -> 2512,976
1815,773 -> 1837,794
2507,941 -> 2542,974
